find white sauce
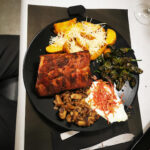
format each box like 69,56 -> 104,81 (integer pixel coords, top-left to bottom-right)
85,81 -> 128,123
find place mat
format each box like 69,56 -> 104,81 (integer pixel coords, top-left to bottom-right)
25,5 -> 143,150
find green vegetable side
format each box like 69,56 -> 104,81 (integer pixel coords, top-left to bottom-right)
94,46 -> 143,91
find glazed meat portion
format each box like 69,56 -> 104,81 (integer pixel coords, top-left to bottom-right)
35,51 -> 92,96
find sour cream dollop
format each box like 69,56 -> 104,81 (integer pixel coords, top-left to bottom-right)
85,80 -> 128,123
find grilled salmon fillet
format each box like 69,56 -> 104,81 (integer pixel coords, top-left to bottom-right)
35,52 -> 92,96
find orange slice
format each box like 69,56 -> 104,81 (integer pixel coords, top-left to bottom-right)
103,48 -> 111,54
90,45 -> 107,60
106,29 -> 116,45
46,43 -> 63,53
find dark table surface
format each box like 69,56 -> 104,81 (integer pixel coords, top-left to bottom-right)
25,5 -> 143,150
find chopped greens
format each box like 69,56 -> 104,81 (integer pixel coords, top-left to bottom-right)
95,46 -> 143,91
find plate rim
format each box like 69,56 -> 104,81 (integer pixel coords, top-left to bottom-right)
23,16 -> 139,132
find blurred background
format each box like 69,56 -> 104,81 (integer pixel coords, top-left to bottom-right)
0,0 -> 21,35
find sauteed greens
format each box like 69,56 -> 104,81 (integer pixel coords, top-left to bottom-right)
95,46 -> 143,90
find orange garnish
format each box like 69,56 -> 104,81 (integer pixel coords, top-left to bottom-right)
91,80 -> 121,121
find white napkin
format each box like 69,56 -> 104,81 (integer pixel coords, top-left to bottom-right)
60,131 -> 134,150
60,130 -> 79,140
